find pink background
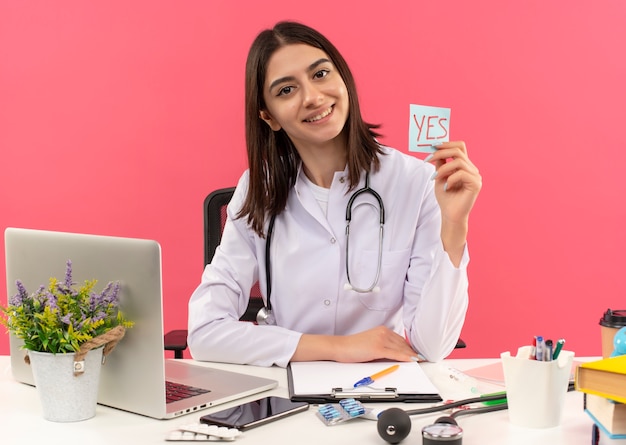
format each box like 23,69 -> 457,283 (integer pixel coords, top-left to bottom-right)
1,1 -> 625,359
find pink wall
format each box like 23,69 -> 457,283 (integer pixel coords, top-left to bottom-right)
1,1 -> 625,359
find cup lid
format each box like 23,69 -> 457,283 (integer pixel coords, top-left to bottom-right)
599,309 -> 626,328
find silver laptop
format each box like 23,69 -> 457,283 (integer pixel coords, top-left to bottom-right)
5,227 -> 277,419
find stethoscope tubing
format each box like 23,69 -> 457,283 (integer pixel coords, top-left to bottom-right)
344,172 -> 385,293
259,172 -> 385,324
264,213 -> 276,312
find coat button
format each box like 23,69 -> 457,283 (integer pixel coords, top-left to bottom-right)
324,299 -> 331,306
330,237 -> 336,244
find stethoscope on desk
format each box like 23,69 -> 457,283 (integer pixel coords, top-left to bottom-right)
377,380 -> 577,444
376,393 -> 509,444
256,172 -> 385,325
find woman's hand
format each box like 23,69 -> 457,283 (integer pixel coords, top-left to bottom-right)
291,326 -> 418,363
426,141 -> 482,265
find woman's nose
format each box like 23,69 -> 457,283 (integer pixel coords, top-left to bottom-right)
302,82 -> 323,107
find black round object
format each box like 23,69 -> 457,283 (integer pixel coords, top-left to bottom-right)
377,408 -> 412,444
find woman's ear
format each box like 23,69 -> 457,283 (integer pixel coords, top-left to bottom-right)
259,110 -> 281,131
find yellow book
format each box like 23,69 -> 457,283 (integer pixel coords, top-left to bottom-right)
575,355 -> 626,404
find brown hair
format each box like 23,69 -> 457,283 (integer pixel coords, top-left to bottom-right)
240,21 -> 383,236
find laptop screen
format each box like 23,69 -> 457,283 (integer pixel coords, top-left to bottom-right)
5,227 -> 277,419
5,227 -> 169,416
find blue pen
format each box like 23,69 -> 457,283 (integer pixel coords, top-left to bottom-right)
535,336 -> 545,361
353,364 -> 399,388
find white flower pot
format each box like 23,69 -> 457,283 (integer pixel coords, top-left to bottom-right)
28,347 -> 103,422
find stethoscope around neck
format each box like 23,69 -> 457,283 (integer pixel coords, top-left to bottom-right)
256,172 -> 385,325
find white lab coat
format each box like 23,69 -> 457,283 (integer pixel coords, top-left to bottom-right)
188,146 -> 469,367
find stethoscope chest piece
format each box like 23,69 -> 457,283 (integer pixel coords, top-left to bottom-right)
256,307 -> 275,326
421,419 -> 463,445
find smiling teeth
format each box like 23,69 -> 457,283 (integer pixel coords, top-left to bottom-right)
305,107 -> 332,122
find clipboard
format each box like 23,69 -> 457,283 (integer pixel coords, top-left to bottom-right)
287,361 -> 442,403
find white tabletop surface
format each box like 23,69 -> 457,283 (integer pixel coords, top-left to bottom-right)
0,356 -> 598,445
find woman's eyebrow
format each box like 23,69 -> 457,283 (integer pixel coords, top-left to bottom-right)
268,58 -> 331,92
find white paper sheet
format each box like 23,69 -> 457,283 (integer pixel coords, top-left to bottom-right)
289,361 -> 439,396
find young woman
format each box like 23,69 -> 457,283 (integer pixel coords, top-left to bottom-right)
188,21 -> 482,367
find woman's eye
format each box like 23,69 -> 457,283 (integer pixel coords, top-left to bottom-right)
277,86 -> 293,96
314,69 -> 329,79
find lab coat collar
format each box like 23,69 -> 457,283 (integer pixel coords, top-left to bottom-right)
293,163 -> 350,235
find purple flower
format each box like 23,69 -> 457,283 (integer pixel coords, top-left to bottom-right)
33,286 -> 47,304
45,293 -> 59,311
90,281 -> 120,311
92,310 -> 107,322
64,260 -> 74,289
89,291 -> 104,312
9,280 -> 29,306
107,281 -> 120,306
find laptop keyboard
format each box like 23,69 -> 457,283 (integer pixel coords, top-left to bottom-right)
166,380 -> 211,404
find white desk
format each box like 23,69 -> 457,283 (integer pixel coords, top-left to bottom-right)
0,356 -> 596,445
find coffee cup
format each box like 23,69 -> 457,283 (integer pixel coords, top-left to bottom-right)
599,309 -> 626,358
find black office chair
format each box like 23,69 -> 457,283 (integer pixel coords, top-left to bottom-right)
164,187 -> 466,358
202,188 -> 265,322
164,188 -> 264,358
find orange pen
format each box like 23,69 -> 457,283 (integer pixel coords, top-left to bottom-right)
353,364 -> 400,387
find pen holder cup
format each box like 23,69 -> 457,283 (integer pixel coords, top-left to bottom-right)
501,346 -> 574,428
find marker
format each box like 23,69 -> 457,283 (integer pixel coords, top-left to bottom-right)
480,391 -> 507,406
545,339 -> 553,361
530,336 -> 537,360
353,364 -> 400,388
553,338 -> 565,360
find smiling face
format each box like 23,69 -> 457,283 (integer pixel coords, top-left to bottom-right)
260,43 -> 349,153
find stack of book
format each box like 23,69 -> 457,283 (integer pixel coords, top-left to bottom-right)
576,355 -> 626,440
584,394 -> 626,440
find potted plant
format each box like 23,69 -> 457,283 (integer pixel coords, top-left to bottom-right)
0,260 -> 133,422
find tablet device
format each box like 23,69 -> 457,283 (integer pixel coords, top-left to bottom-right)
200,396 -> 309,430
